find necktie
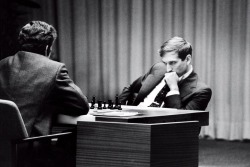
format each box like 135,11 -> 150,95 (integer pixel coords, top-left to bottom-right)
149,84 -> 170,107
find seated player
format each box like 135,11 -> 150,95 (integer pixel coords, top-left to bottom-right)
0,21 -> 89,166
0,21 -> 89,136
119,36 -> 212,110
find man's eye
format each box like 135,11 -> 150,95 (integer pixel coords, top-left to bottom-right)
169,62 -> 176,65
162,61 -> 167,65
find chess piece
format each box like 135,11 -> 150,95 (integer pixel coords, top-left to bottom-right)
110,101 -> 114,109
90,96 -> 96,109
97,100 -> 103,110
114,94 -> 119,109
108,100 -> 113,109
103,101 -> 107,109
118,102 -> 122,110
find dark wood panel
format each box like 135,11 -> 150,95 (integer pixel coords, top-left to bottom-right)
150,122 -> 199,167
77,121 -> 151,167
76,121 -> 199,167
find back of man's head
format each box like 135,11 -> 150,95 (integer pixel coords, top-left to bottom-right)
159,36 -> 192,60
18,21 -> 57,56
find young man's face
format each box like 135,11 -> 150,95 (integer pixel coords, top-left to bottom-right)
161,51 -> 190,77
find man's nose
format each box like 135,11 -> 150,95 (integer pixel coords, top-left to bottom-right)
166,64 -> 172,72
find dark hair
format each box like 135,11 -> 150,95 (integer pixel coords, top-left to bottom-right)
18,21 -> 57,55
159,36 -> 192,60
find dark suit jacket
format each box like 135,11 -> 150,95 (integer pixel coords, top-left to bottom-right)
119,62 -> 212,110
0,51 -> 89,136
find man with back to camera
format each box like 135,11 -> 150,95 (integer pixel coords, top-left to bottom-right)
0,21 -> 90,166
119,36 -> 212,110
0,21 -> 89,137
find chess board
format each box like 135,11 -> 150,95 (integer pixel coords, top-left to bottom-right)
91,105 -> 208,126
56,96 -> 208,127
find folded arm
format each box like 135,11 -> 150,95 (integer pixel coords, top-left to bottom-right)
163,87 -> 212,110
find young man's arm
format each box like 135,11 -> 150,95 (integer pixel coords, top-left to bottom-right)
163,87 -> 212,110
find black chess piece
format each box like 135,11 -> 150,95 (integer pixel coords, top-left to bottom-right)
114,94 -> 120,109
118,102 -> 122,110
103,101 -> 107,109
90,96 -> 96,109
97,100 -> 103,110
110,101 -> 114,109
108,100 -> 113,109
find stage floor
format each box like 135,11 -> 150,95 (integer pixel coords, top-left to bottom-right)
199,139 -> 250,167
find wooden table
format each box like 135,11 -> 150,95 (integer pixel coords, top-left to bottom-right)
57,106 -> 209,167
94,105 -> 208,126
57,105 -> 208,126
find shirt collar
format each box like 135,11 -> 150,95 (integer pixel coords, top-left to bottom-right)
179,65 -> 193,81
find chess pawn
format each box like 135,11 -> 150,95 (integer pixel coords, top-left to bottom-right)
103,101 -> 107,109
108,100 -> 113,109
97,100 -> 103,110
110,101 -> 114,109
118,102 -> 122,110
90,101 -> 95,109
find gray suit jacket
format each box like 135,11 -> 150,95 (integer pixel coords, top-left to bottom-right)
0,51 -> 89,136
119,62 -> 212,110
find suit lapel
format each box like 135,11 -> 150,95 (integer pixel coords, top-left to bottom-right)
179,72 -> 198,98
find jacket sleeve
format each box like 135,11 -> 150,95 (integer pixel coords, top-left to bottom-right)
163,87 -> 212,110
118,62 -> 166,105
47,64 -> 89,116
118,76 -> 144,105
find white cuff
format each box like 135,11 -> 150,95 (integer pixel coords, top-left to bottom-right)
166,90 -> 180,97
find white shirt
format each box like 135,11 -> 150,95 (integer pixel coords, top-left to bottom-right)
139,65 -> 193,107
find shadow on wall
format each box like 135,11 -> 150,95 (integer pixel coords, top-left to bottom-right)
0,0 -> 40,60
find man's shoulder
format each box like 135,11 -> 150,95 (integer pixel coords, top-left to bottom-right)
0,55 -> 14,65
151,62 -> 166,69
196,81 -> 211,91
195,75 -> 212,93
149,62 -> 167,75
42,57 -> 64,68
19,51 -> 64,68
27,52 -> 62,64
188,71 -> 211,92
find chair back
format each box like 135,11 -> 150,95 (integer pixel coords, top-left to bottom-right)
0,99 -> 28,167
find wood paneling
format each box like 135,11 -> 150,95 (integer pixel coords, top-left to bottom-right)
77,121 -> 199,167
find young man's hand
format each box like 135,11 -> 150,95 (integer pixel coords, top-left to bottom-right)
164,72 -> 179,91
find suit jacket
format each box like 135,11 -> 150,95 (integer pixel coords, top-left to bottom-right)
0,51 -> 89,136
119,62 -> 212,110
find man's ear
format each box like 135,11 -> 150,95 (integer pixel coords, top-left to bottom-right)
45,45 -> 52,58
186,54 -> 192,65
45,45 -> 48,57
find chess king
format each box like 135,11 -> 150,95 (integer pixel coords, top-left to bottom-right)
119,36 -> 212,110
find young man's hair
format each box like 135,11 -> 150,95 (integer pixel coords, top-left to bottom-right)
159,36 -> 192,60
18,21 -> 57,55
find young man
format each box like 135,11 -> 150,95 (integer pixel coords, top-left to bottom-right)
119,36 -> 212,110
